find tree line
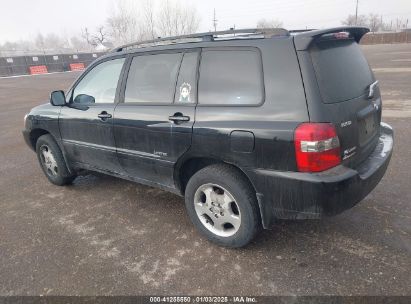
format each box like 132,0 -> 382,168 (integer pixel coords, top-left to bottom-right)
0,0 -> 201,54
342,14 -> 409,33
1,2 -> 409,55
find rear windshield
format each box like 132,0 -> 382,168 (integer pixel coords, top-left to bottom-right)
310,39 -> 373,103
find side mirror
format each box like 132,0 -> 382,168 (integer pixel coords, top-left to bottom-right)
73,94 -> 95,104
50,90 -> 66,106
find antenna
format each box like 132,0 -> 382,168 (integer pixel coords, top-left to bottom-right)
355,0 -> 359,25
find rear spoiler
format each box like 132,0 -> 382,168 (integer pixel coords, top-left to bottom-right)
293,26 -> 370,50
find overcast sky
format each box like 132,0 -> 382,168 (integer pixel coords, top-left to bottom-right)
1,0 -> 410,43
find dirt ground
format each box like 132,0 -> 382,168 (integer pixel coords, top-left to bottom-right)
0,43 -> 410,296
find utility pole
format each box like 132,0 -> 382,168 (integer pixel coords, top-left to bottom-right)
213,8 -> 218,32
355,0 -> 359,25
231,25 -> 236,36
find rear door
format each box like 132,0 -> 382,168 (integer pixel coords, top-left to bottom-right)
303,36 -> 381,167
113,50 -> 198,188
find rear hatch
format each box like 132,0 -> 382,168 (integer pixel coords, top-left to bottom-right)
301,30 -> 381,168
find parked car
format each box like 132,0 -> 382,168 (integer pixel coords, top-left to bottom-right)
23,27 -> 393,247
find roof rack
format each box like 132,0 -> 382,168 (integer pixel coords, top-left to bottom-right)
113,28 -> 290,52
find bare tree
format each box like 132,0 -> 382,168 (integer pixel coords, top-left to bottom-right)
70,36 -> 88,52
0,40 -> 33,56
341,13 -> 409,32
20,39 -> 34,51
143,0 -> 157,39
380,19 -> 393,32
393,17 -> 409,31
157,0 -> 174,37
256,18 -> 283,29
81,27 -> 97,49
156,0 -> 200,37
342,14 -> 368,26
1,0 -> 202,54
357,14 -> 369,26
106,0 -> 200,44
368,14 -> 382,32
0,41 -> 18,51
35,33 -> 46,50
92,26 -> 108,45
43,33 -> 66,50
106,0 -> 139,45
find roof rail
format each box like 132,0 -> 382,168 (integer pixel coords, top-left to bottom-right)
112,28 -> 290,52
289,29 -> 316,34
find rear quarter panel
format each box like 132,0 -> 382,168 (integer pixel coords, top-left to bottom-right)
190,38 -> 308,177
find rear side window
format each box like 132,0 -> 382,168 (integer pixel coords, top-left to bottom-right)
199,50 -> 263,105
175,52 -> 198,104
310,40 -> 373,103
125,53 -> 183,103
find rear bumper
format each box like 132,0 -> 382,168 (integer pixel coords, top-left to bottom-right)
248,123 -> 393,228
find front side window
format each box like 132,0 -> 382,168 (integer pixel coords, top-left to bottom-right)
72,58 -> 125,104
125,53 -> 183,103
199,50 -> 263,105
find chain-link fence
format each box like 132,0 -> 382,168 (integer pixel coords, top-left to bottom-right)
0,52 -> 106,77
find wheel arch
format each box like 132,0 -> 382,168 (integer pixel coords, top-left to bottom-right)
175,157 -> 257,193
175,156 -> 264,227
29,128 -> 50,150
175,156 -> 220,194
29,128 -> 75,175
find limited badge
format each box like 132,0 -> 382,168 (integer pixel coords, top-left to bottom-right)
179,82 -> 191,103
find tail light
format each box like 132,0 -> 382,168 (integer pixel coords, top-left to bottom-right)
294,123 -> 341,172
319,31 -> 351,42
333,32 -> 350,39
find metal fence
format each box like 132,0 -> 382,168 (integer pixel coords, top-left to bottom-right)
0,52 -> 106,77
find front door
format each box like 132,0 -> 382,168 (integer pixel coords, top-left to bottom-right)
113,51 -> 199,188
59,57 -> 126,173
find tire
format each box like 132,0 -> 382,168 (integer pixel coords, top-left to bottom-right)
185,164 -> 260,248
36,134 -> 76,186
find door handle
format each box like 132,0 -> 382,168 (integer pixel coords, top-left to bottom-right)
98,111 -> 112,120
169,113 -> 190,123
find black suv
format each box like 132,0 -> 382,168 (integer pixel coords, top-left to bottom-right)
23,27 -> 393,247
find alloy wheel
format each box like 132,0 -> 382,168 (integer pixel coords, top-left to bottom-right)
194,183 -> 241,237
